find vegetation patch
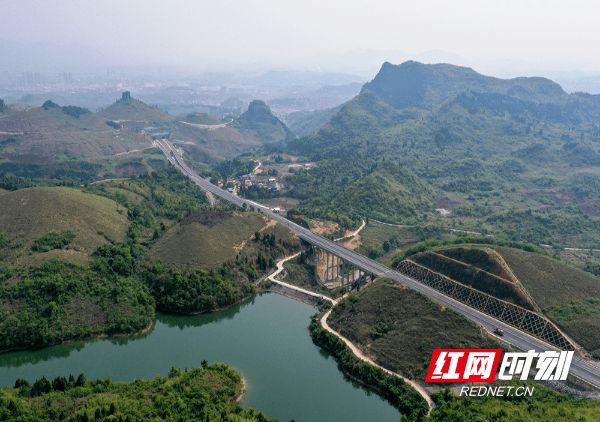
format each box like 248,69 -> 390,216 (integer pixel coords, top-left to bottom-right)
182,112 -> 223,125
143,261 -> 256,314
358,220 -> 416,260
287,160 -> 435,228
489,246 -> 600,309
326,279 -> 504,382
0,252 -> 154,350
545,299 -> 600,356
2,364 -> 276,422
430,383 -> 600,421
31,230 -> 75,252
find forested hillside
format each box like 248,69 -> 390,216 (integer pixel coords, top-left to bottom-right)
233,100 -> 296,145
283,105 -> 342,137
284,61 -> 600,249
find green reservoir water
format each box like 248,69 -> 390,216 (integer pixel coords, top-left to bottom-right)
0,293 -> 401,422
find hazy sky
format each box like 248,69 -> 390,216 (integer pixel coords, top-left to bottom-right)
3,0 -> 600,72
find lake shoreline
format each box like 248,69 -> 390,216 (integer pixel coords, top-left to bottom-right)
0,318 -> 156,355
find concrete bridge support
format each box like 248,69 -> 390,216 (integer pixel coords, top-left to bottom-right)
312,247 -> 377,291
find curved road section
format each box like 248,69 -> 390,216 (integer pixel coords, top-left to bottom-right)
155,139 -> 600,389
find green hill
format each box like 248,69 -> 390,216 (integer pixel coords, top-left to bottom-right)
0,187 -> 129,267
148,209 -> 300,272
1,365 -> 277,422
148,210 -> 269,271
288,160 -> 435,226
285,61 -> 600,247
362,61 -> 573,111
97,91 -> 174,123
232,100 -> 296,144
168,121 -> 261,164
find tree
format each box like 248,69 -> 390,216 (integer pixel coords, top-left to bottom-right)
0,98 -> 5,112
382,240 -> 391,252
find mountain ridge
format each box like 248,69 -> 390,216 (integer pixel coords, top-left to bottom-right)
361,61 -> 570,111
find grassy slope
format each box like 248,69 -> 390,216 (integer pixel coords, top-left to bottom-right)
411,249 -> 537,311
147,210 -> 268,271
0,187 -> 129,267
327,278 -> 503,381
0,106 -> 153,179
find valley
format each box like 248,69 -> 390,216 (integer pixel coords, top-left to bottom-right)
3,59 -> 600,422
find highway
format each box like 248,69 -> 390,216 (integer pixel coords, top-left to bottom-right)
156,139 -> 600,390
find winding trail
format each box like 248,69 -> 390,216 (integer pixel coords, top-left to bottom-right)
267,252 -> 434,414
334,219 -> 366,242
320,307 -> 434,413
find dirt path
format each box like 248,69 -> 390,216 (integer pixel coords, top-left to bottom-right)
268,252 -> 334,302
321,307 -> 434,413
267,252 -> 434,414
114,143 -> 156,156
89,178 -> 131,185
233,217 -> 278,252
180,121 -> 227,130
334,219 -> 366,241
110,119 -> 149,123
